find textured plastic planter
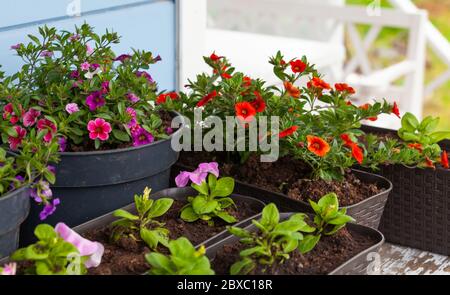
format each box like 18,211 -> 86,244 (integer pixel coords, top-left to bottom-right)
205,213 -> 385,275
0,186 -> 30,258
73,187 -> 266,248
20,113 -> 186,246
172,164 -> 393,229
361,125 -> 450,255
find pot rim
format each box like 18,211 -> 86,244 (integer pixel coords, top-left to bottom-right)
0,185 -> 30,202
58,111 -> 186,157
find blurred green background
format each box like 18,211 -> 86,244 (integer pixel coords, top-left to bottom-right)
347,0 -> 450,130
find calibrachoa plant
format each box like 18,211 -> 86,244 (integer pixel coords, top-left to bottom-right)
10,223 -> 104,275
175,162 -> 237,224
7,24 -> 171,151
363,113 -> 450,169
227,203 -> 314,275
111,187 -> 174,251
145,237 -> 214,275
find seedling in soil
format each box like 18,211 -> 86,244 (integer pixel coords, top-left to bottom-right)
298,193 -> 355,254
398,112 -> 450,146
112,187 -> 174,251
145,237 -> 214,275
175,162 -> 237,224
227,203 -> 315,275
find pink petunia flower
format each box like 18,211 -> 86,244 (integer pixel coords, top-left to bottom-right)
175,162 -> 219,187
23,108 -> 41,127
37,119 -> 57,142
1,263 -> 17,275
87,118 -> 112,141
55,223 -> 104,268
10,43 -> 22,50
65,103 -> 80,114
126,92 -> 140,103
8,125 -> 27,150
86,44 -> 94,55
85,91 -> 105,111
80,62 -> 91,71
3,103 -> 22,124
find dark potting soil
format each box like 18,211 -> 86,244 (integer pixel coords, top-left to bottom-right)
84,199 -> 259,275
67,111 -> 176,152
211,227 -> 377,275
178,152 -> 383,207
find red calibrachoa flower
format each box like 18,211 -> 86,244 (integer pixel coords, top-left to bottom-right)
196,90 -> 218,107
284,81 -> 301,98
242,76 -> 252,87
290,59 -> 306,73
359,103 -> 378,121
441,150 -> 449,169
407,143 -> 423,153
37,119 -> 57,142
306,135 -> 330,157
156,92 -> 178,104
351,144 -> 364,164
335,83 -> 355,94
425,157 -> 435,169
235,101 -> 256,122
279,126 -> 298,138
251,91 -> 266,113
340,133 -> 354,147
392,101 -> 400,118
3,103 -> 23,124
210,52 -> 221,61
8,125 -> 27,150
308,77 -> 331,90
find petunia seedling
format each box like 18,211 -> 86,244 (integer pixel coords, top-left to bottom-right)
111,187 -> 173,250
145,237 -> 214,275
398,112 -> 450,146
10,223 -> 103,275
228,203 -> 315,275
175,162 -> 237,224
298,193 -> 355,254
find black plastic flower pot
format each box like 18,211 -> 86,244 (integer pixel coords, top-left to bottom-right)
361,125 -> 450,256
172,164 -> 393,229
73,187 -> 265,248
19,113 -> 186,246
0,186 -> 30,258
205,212 -> 385,275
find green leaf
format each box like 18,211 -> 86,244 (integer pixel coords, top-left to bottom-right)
112,129 -> 130,142
180,206 -> 199,222
309,200 -> 321,215
210,177 -> 235,198
140,227 -> 168,250
191,181 -> 209,195
147,198 -> 173,218
418,116 -> 439,133
192,196 -> 218,215
298,234 -> 321,254
230,258 -> 255,275
215,211 -> 237,223
145,252 -> 172,274
240,246 -> 266,257
207,174 -> 217,191
25,244 -> 49,260
401,112 -> 419,131
429,131 -> 450,144
34,224 -> 57,241
328,214 -> 355,225
260,203 -> 279,228
217,197 -> 235,209
113,209 -> 139,221
227,226 -> 251,238
318,193 -> 339,219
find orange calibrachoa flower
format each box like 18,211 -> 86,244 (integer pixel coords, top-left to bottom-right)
407,143 -> 423,153
441,151 -> 449,169
425,157 -> 435,169
196,90 -> 218,107
306,135 -> 330,157
307,77 -> 331,90
283,81 -> 301,98
335,83 -> 355,94
351,144 -> 364,164
392,101 -> 400,118
340,133 -> 354,147
235,101 -> 256,122
279,126 -> 298,138
251,91 -> 266,113
290,59 -> 306,73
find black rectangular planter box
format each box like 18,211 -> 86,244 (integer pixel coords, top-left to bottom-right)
361,125 -> 450,256
205,213 -> 385,275
171,164 -> 393,229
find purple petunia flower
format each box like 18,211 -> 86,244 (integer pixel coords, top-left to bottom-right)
91,63 -> 100,70
39,198 -> 60,220
65,103 -> 79,114
85,91 -> 105,111
47,165 -> 56,175
40,50 -> 53,57
9,175 -> 25,191
175,162 -> 219,187
154,55 -> 162,62
30,180 -> 53,203
126,92 -> 140,103
10,43 -> 22,50
131,127 -> 154,147
136,71 -> 153,83
114,54 -> 132,62
58,137 -> 67,152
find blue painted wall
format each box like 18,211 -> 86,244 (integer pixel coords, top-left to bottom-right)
0,0 -> 176,91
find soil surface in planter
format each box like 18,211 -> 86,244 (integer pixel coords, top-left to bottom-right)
212,228 -> 377,275
84,199 -> 259,275
178,152 -> 382,206
68,111 -> 176,152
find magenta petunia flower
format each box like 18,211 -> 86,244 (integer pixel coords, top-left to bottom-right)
85,91 -> 105,111
10,43 -> 22,50
131,127 -> 154,147
101,81 -> 110,94
40,50 -> 53,57
58,137 -> 67,152
165,127 -> 173,135
126,107 -> 136,118
136,71 -> 153,83
23,108 -> 41,127
8,125 -> 27,150
175,162 -> 219,187
65,103 -> 80,114
126,92 -> 140,103
70,70 -> 79,79
154,55 -> 162,62
37,118 -> 57,142
114,54 -> 132,62
39,198 -> 60,220
55,223 -> 104,268
80,62 -> 91,71
1,263 -> 16,275
87,118 -> 112,141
